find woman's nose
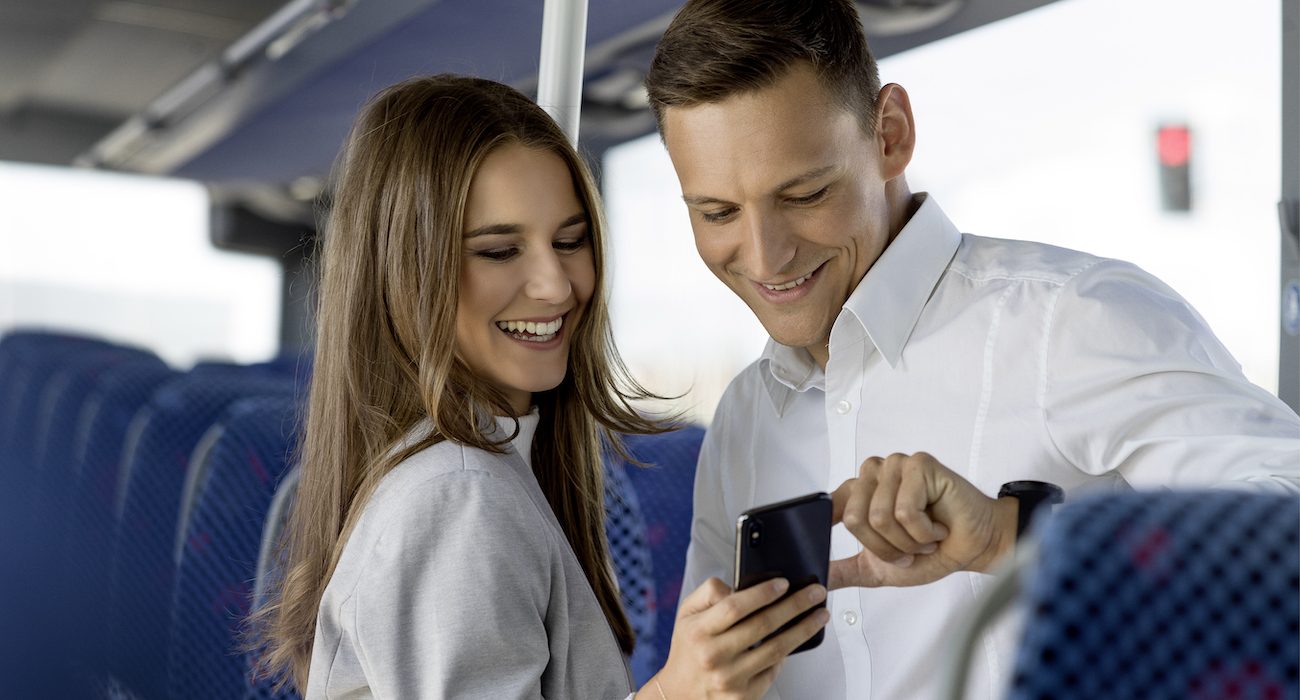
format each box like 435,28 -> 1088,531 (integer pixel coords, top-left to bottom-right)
523,249 -> 572,304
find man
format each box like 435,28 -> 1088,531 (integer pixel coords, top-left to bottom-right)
643,1 -> 1300,698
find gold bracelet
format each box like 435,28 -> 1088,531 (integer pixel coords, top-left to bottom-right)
653,677 -> 668,700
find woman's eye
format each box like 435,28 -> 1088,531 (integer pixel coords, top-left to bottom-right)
553,236 -> 588,252
700,208 -> 737,223
788,187 -> 829,205
474,247 -> 518,261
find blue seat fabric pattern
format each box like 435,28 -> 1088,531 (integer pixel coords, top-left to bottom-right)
168,395 -> 302,700
106,372 -> 295,700
1009,490 -> 1299,700
605,455 -> 657,685
621,426 -> 705,678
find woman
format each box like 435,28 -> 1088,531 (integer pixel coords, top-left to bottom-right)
255,74 -> 828,699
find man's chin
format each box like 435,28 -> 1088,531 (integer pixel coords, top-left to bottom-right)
759,324 -> 828,352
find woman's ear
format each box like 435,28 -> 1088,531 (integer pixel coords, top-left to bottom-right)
876,83 -> 916,181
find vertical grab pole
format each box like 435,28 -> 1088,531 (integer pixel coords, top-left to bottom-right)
538,0 -> 589,146
1280,0 -> 1299,410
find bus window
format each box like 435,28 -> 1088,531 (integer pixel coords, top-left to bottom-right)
0,161 -> 281,367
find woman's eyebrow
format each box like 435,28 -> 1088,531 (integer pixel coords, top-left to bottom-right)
558,212 -> 587,228
465,213 -> 586,238
463,223 -> 520,238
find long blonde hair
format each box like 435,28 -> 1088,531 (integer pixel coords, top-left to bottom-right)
253,74 -> 667,691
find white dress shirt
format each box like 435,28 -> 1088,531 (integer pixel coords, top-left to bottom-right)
680,194 -> 1300,700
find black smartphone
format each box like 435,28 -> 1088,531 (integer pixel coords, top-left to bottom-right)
732,491 -> 832,654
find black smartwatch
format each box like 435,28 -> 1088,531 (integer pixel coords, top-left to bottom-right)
997,480 -> 1064,541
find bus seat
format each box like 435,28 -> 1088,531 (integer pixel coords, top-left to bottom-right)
1006,490 -> 1299,700
168,395 -> 302,700
605,454 -> 658,686
245,465 -> 302,700
620,426 -> 706,678
63,360 -> 180,693
33,354 -> 169,555
0,331 -> 141,501
0,332 -> 155,698
104,371 -> 296,700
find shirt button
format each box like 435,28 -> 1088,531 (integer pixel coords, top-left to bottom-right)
842,609 -> 858,626
835,400 -> 852,415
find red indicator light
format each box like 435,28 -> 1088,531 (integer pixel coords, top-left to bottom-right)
1158,125 -> 1191,167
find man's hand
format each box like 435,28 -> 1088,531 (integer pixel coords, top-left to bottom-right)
828,452 -> 1017,589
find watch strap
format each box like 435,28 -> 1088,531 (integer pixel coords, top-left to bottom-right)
998,480 -> 1065,541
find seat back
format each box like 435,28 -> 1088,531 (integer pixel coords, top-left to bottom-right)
165,392 -> 299,697
0,331 -> 156,697
604,455 -> 657,685
57,361 -> 180,691
105,371 -> 294,700
34,355 -> 169,552
1008,490 -> 1299,700
243,466 -> 303,700
167,395 -> 302,700
620,426 -> 705,675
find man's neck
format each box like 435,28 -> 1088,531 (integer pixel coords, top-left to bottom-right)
807,342 -> 829,370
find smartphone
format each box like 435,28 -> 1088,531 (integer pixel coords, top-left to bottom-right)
733,491 -> 832,654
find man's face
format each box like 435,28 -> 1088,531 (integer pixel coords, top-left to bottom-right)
663,63 -> 903,360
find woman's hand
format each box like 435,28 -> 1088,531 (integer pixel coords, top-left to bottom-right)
641,576 -> 828,700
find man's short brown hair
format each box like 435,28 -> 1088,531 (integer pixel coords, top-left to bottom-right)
645,0 -> 882,136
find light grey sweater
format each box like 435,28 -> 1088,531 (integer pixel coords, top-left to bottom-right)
305,413 -> 634,699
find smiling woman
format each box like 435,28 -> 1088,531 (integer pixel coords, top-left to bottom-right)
249,74 -> 666,697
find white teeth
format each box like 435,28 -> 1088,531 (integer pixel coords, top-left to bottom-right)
495,317 -> 564,337
763,273 -> 810,292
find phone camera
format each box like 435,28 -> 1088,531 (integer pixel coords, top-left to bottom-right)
748,520 -> 762,547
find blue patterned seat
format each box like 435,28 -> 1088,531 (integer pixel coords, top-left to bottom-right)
1007,490 -> 1299,700
621,426 -> 705,675
602,426 -> 705,683
605,454 -> 658,685
168,395 -> 302,700
105,370 -> 296,700
0,330 -> 156,698
942,490 -> 1299,700
244,467 -> 303,700
64,360 -> 180,693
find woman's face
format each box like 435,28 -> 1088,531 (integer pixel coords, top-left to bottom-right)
456,143 -> 595,415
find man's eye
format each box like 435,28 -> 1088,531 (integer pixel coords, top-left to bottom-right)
474,248 -> 518,261
787,187 -> 829,205
700,208 -> 737,223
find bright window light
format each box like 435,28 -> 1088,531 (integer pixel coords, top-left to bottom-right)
0,161 -> 281,368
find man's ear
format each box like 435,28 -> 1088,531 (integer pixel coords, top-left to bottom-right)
876,83 -> 916,181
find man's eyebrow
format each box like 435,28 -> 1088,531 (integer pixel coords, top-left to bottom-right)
774,165 -> 836,193
680,165 -> 837,207
681,194 -> 732,207
463,213 -> 587,238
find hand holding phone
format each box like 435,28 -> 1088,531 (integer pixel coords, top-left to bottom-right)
733,492 -> 833,653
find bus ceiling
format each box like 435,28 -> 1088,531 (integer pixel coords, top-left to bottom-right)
44,0 -> 1059,185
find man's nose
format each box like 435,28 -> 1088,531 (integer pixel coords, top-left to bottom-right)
741,208 -> 797,280
523,248 -> 572,304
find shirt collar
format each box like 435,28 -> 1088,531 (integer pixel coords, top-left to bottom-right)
759,193 -> 963,414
